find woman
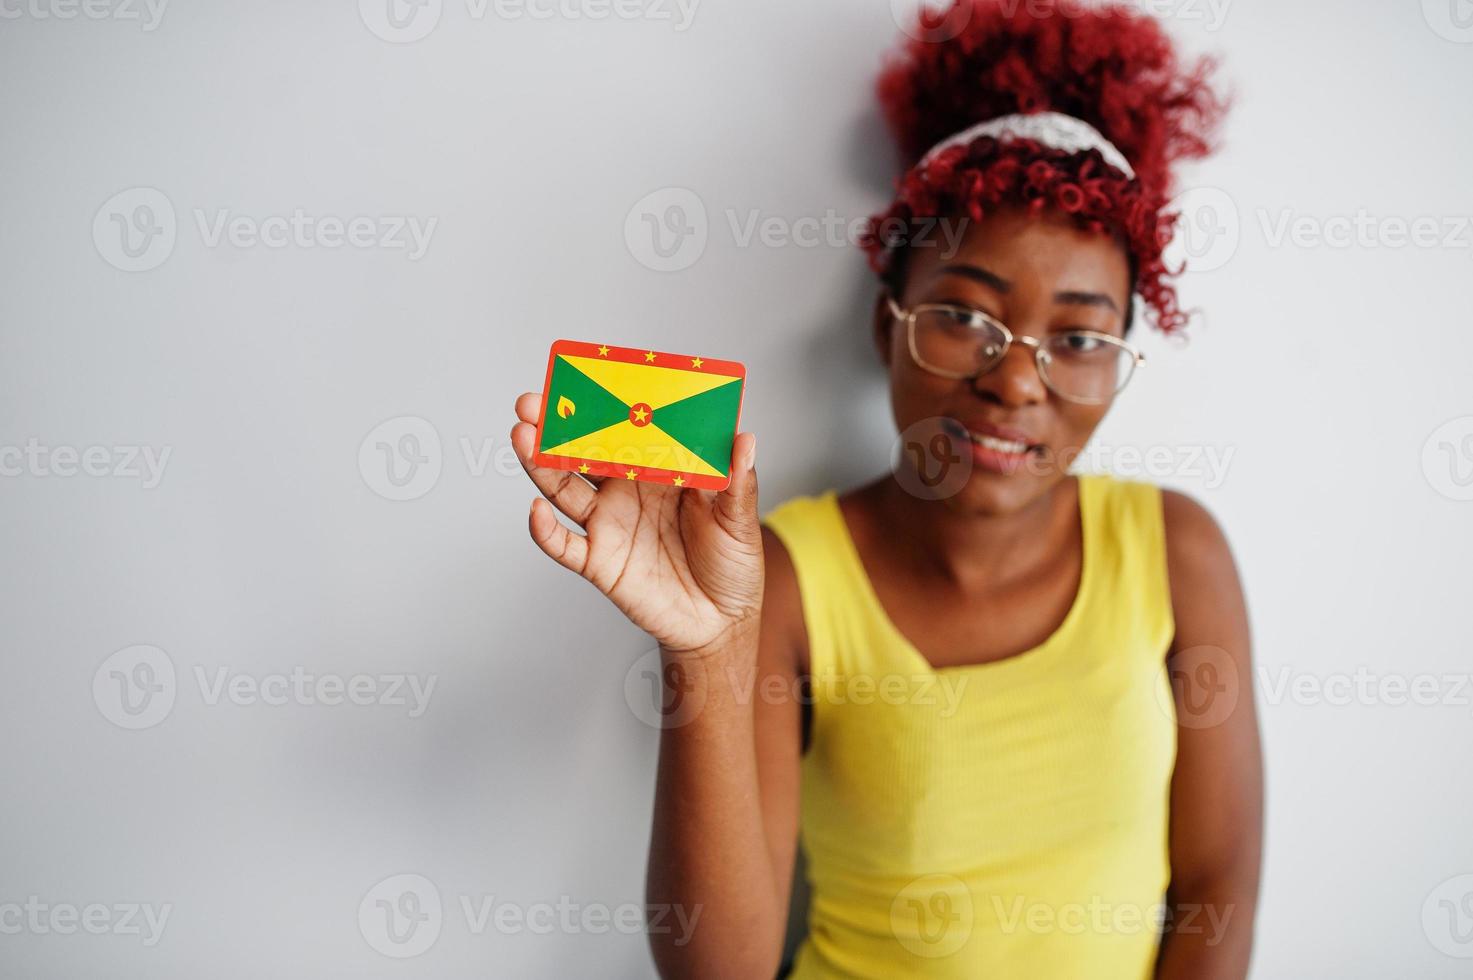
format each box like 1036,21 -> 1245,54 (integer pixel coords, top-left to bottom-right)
510,2 -> 1262,976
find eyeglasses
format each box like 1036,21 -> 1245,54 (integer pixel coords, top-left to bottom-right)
885,295 -> 1144,405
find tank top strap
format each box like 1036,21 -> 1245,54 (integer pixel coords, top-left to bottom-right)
1074,473 -> 1176,662
761,490 -> 914,683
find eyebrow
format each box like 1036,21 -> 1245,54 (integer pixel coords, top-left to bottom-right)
1054,289 -> 1120,314
937,264 -> 1121,314
937,263 -> 1010,293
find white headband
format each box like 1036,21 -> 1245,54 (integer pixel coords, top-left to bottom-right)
917,110 -> 1135,178
895,110 -> 1142,322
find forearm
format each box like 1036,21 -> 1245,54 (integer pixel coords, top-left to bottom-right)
1154,880 -> 1257,980
645,627 -> 787,979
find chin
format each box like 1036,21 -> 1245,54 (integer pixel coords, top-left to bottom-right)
949,471 -> 1052,517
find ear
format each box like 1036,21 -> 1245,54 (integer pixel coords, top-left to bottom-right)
872,290 -> 895,368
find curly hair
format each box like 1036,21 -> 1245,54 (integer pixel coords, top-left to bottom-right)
861,0 -> 1227,333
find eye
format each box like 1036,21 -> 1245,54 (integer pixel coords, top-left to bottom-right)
1056,332 -> 1104,354
931,306 -> 984,335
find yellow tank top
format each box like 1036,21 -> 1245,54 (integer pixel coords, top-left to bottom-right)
762,474 -> 1177,979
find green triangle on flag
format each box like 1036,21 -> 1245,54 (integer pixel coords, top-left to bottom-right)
539,356 -> 631,450
650,378 -> 743,476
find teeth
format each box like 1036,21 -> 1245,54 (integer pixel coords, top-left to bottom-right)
969,431 -> 1028,455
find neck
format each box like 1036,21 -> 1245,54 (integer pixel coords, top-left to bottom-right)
869,474 -> 1077,591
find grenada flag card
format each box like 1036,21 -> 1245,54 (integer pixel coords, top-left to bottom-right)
533,340 -> 747,491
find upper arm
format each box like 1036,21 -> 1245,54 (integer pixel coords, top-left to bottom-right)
752,526 -> 809,908
1160,490 -> 1264,899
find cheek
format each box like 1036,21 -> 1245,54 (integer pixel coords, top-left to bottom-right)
889,359 -> 958,422
1052,402 -> 1110,449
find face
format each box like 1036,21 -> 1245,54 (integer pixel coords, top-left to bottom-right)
876,205 -> 1133,516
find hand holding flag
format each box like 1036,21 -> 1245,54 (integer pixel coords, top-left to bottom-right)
511,388 -> 762,657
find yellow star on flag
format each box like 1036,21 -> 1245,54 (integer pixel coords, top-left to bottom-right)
535,339 -> 747,493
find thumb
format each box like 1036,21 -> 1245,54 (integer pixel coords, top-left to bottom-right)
713,431 -> 759,542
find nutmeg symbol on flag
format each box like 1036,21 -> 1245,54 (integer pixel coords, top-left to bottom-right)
533,340 -> 747,491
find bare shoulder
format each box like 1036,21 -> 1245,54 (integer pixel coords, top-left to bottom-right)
1160,488 -> 1238,579
759,525 -> 809,676
1158,488 -> 1249,651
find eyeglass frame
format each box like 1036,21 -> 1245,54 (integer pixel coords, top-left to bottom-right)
884,294 -> 1146,406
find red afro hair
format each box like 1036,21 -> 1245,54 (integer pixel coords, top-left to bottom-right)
861,0 -> 1227,333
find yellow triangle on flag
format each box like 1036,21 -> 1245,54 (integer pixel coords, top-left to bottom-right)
560,355 -> 737,411
541,418 -> 725,478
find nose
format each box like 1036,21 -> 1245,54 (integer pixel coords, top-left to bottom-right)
972,340 -> 1047,407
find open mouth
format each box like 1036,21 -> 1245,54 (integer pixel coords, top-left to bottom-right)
968,431 -> 1031,455
941,419 -> 1045,474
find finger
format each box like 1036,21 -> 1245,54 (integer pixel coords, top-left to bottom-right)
513,392 -> 606,487
511,420 -> 598,525
514,391 -> 542,425
713,431 -> 759,542
528,497 -> 590,575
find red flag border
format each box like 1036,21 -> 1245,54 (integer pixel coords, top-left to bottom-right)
531,338 -> 747,493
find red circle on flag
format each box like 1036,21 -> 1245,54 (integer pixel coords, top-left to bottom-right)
629,403 -> 653,427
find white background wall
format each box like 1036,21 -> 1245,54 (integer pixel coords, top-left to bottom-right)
2,1 -> 1471,976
